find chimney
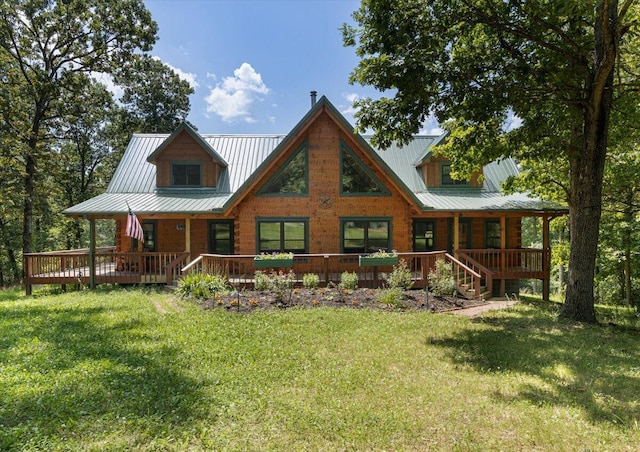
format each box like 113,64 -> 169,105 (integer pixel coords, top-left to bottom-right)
310,90 -> 317,107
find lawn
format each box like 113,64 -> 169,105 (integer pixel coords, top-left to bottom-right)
1,287 -> 639,451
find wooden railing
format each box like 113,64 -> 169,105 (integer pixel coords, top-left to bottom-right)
457,248 -> 549,279
23,249 -> 189,294
181,251 -> 486,298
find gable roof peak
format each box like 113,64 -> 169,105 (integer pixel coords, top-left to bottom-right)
146,121 -> 228,166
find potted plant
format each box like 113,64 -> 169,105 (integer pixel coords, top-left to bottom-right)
358,249 -> 399,267
254,252 -> 294,269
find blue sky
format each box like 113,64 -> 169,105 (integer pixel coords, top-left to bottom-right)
141,0 -> 441,135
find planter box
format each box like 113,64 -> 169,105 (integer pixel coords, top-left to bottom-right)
254,257 -> 294,269
358,255 -> 398,267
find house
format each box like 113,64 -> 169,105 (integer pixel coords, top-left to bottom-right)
25,95 -> 565,297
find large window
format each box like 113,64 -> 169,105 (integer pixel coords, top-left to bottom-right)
257,219 -> 308,253
342,218 -> 391,254
259,142 -> 308,195
171,162 -> 201,186
209,221 -> 234,254
413,220 -> 436,251
441,163 -> 469,186
340,142 -> 389,195
485,219 -> 502,249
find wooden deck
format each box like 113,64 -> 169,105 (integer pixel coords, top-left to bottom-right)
23,248 -> 550,299
23,249 -> 190,294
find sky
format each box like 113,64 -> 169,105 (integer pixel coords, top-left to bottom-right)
139,0 -> 441,135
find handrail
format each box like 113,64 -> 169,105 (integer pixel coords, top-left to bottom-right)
181,255 -> 203,273
444,253 -> 481,279
165,252 -> 190,286
23,246 -> 115,256
455,250 -> 493,277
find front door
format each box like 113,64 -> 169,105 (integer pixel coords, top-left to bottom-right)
447,218 -> 472,253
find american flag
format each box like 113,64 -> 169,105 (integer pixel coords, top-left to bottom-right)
125,206 -> 145,242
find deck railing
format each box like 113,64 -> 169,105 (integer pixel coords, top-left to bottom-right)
23,249 -> 190,294
457,248 -> 549,279
181,251 -> 486,298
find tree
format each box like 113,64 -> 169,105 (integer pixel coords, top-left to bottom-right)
0,0 -> 157,256
343,0 -> 640,322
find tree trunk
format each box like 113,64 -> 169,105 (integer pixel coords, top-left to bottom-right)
561,1 -> 618,323
22,153 -> 35,255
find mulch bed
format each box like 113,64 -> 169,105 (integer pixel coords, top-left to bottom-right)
201,287 -> 487,313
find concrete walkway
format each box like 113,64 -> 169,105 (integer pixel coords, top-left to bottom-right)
450,299 -> 519,317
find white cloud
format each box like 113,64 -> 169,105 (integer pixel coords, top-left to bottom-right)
90,72 -> 124,99
340,92 -> 361,116
205,63 -> 269,123
151,56 -> 199,89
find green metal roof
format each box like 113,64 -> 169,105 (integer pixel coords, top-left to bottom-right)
64,97 -> 566,216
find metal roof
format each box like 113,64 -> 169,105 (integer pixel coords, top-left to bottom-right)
64,98 -> 565,216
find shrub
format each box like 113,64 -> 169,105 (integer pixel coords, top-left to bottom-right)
339,271 -> 358,290
176,273 -> 231,300
428,259 -> 456,297
376,287 -> 406,309
384,259 -> 413,290
303,273 -> 320,289
254,271 -> 270,291
269,270 -> 297,303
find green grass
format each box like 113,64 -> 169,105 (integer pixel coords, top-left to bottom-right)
1,287 -> 639,450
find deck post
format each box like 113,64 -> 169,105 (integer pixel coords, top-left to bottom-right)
89,218 -> 96,289
542,215 -> 550,301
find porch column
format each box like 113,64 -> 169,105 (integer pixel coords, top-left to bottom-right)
185,218 -> 191,261
500,216 -> 506,297
542,215 -> 550,301
89,217 -> 96,289
453,216 -> 459,253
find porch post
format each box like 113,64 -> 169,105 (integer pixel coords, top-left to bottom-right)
185,218 -> 191,261
500,216 -> 506,297
89,217 -> 96,289
542,215 -> 550,301
453,216 -> 459,254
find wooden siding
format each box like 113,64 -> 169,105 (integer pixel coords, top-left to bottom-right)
233,111 -> 414,254
154,130 -> 219,187
418,155 -> 483,188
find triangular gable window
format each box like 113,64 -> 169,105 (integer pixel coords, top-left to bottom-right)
259,142 -> 308,196
341,142 -> 390,195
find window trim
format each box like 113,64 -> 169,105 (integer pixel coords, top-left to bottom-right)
170,161 -> 202,187
340,141 -> 390,196
258,141 -> 309,197
440,162 -> 469,187
340,217 -> 393,254
484,219 -> 504,249
413,219 -> 436,252
208,220 -> 235,255
255,217 -> 309,254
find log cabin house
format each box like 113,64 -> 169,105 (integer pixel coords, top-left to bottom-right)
25,95 -> 566,298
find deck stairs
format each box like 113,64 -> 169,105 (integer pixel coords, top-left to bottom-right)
457,282 -> 492,301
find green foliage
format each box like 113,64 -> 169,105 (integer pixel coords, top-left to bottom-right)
255,252 -> 294,260
384,259 -> 413,290
302,273 -> 320,289
176,273 -> 231,300
375,287 -> 406,309
429,259 -> 456,297
254,270 -> 297,303
254,270 -> 270,291
339,271 -> 358,290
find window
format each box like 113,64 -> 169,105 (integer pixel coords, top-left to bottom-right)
485,219 -> 502,249
413,220 -> 436,251
171,163 -> 201,186
342,218 -> 391,253
209,221 -> 234,254
341,142 -> 389,195
441,163 -> 468,186
257,219 -> 308,253
259,142 -> 308,195
131,221 -> 157,251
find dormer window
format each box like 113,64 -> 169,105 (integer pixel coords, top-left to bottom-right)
171,162 -> 201,187
441,163 -> 468,186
